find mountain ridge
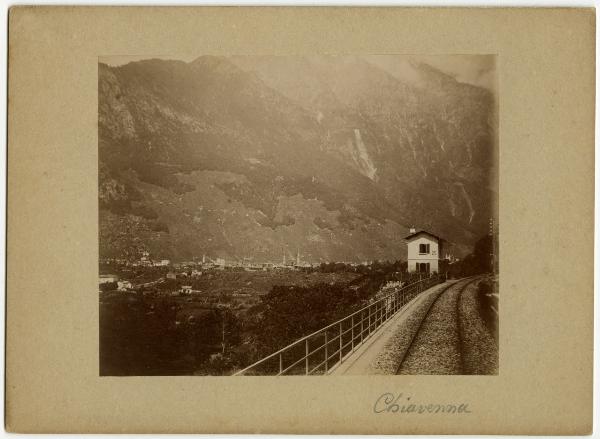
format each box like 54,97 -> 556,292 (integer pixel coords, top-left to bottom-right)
99,55 -> 497,262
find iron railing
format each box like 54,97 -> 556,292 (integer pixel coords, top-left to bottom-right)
233,273 -> 444,376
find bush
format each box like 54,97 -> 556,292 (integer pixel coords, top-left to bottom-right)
478,281 -> 492,297
476,279 -> 498,342
150,220 -> 170,233
100,281 -> 118,292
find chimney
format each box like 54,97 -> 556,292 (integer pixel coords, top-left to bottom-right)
409,226 -> 416,234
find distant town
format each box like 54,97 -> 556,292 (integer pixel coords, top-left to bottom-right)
99,249 -> 461,295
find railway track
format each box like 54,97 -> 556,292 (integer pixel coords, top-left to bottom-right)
396,276 -> 497,375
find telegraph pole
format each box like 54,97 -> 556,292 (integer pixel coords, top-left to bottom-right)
489,217 -> 495,273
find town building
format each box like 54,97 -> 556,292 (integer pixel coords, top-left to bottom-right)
405,228 -> 445,274
99,274 -> 119,284
180,285 -> 193,295
117,280 -> 133,291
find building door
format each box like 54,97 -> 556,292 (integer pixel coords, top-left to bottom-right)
417,262 -> 430,273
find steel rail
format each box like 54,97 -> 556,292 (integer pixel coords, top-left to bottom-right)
394,276 -> 480,374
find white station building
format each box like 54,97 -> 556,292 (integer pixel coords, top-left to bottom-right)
405,228 -> 445,274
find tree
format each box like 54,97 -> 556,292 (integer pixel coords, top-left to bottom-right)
450,234 -> 495,277
100,281 -> 118,292
473,235 -> 493,273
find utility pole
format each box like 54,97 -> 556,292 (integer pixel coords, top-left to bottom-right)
489,217 -> 495,273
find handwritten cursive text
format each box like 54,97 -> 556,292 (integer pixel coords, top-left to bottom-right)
374,392 -> 472,414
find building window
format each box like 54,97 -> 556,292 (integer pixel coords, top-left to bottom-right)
419,243 -> 430,254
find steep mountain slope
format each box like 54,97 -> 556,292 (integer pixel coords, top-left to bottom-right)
229,55 -> 497,247
99,55 -> 497,262
99,57 -> 409,262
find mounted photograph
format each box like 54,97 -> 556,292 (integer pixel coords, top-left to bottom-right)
98,54 -> 499,376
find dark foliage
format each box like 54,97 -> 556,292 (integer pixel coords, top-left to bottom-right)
99,294 -> 241,376
243,261 -> 413,362
477,279 -> 498,343
150,220 -> 170,233
448,234 -> 497,277
99,261 -> 434,375
99,281 -> 118,292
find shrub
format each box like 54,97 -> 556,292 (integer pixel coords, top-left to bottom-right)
151,220 -> 170,233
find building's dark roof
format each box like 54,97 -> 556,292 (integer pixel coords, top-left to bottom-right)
404,230 -> 445,242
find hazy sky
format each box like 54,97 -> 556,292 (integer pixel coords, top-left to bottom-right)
413,55 -> 495,90
100,54 -> 496,91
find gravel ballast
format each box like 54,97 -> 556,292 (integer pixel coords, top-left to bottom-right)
396,278 -> 471,375
367,280 -> 464,374
458,280 -> 499,375
345,276 -> 498,376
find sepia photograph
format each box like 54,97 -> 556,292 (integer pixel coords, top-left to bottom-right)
7,5 -> 595,433
98,54 -> 499,377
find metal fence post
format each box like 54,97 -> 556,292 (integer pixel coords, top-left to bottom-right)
339,323 -> 343,363
279,353 -> 283,375
324,331 -> 328,373
305,339 -> 309,375
351,315 -> 355,351
361,312 -> 364,343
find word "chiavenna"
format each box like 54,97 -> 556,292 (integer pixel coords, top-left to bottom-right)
374,392 -> 472,414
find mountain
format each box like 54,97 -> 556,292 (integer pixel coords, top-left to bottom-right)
228,56 -> 497,245
99,55 -> 497,263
